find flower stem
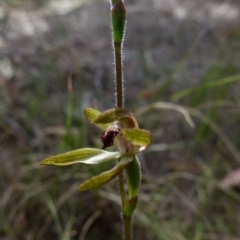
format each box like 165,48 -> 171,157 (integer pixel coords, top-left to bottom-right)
110,0 -> 126,108
118,170 -> 126,206
115,42 -> 124,108
110,1 -> 132,239
118,169 -> 132,240
123,217 -> 132,240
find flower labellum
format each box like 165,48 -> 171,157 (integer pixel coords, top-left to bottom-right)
100,125 -> 119,149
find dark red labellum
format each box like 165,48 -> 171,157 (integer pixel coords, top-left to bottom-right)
100,129 -> 119,149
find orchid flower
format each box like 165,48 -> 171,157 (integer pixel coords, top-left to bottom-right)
40,107 -> 150,199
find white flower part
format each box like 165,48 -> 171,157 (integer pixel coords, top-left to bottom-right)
114,122 -> 139,155
115,132 -> 135,154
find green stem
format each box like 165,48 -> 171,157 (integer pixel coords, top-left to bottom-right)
114,28 -> 132,240
118,169 -> 126,206
115,42 -> 124,108
123,217 -> 132,240
118,161 -> 132,240
118,169 -> 132,240
110,1 -> 132,239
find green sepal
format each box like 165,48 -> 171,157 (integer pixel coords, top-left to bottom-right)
79,156 -> 132,191
125,156 -> 141,199
40,148 -> 122,166
84,108 -> 101,122
121,128 -> 151,151
110,0 -> 126,44
93,108 -> 131,124
123,196 -> 138,218
84,108 -> 109,130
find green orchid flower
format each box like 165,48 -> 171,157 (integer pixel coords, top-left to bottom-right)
40,108 -> 151,199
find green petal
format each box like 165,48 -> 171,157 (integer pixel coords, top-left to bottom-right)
125,156 -> 141,199
79,156 -> 133,191
93,108 -> 131,124
40,148 -> 122,166
121,128 -> 151,150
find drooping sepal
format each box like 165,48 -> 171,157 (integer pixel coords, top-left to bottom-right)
78,156 -> 132,191
125,156 -> 141,199
40,148 -> 122,166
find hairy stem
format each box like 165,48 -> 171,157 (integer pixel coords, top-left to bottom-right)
110,1 -> 132,239
114,26 -> 132,240
115,42 -> 124,108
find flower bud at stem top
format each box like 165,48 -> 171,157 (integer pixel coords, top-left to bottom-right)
110,0 -> 126,45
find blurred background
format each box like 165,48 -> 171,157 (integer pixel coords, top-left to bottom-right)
1,0 -> 240,239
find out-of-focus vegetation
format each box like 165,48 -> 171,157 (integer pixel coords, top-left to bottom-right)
1,0 -> 240,239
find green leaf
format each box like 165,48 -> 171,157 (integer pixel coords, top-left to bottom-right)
93,108 -> 131,124
84,108 -> 109,130
121,128 -> 151,150
136,102 -> 195,128
125,156 -> 141,199
40,148 -> 122,166
79,156 -> 133,191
